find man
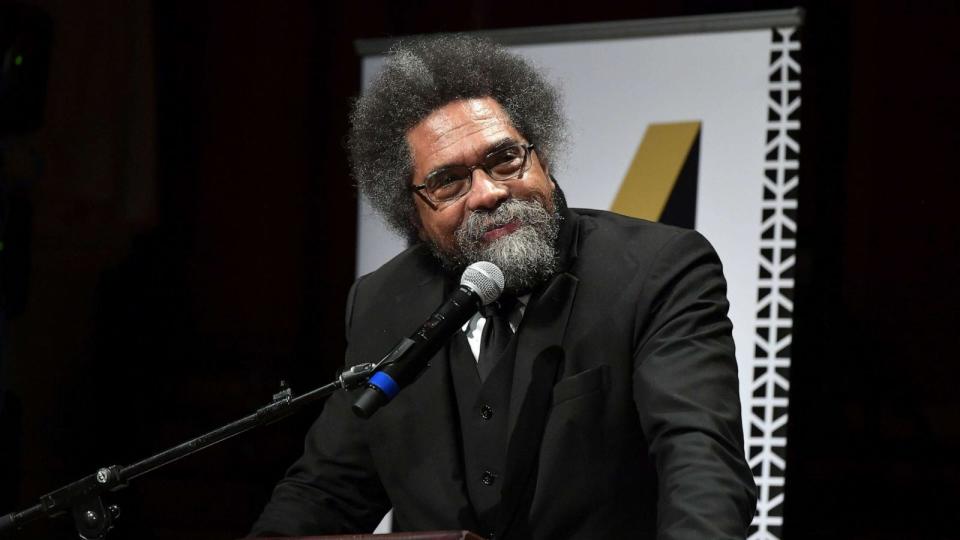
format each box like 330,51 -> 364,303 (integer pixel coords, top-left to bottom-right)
252,35 -> 756,539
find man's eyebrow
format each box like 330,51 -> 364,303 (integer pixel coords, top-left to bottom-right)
484,137 -> 518,155
426,137 -> 519,176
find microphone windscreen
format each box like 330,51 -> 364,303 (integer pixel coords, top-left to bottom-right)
461,262 -> 504,305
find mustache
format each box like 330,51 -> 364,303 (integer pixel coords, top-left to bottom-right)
458,199 -> 553,242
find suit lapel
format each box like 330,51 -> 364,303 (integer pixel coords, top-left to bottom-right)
494,272 -> 576,538
506,271 -> 578,436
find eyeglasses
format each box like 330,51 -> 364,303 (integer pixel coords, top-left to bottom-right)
410,143 -> 535,209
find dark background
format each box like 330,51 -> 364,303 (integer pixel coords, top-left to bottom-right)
1,1 -> 957,539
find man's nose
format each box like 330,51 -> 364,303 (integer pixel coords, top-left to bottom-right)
465,170 -> 509,211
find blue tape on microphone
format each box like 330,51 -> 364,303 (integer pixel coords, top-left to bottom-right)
369,371 -> 400,399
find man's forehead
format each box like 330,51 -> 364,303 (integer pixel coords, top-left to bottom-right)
407,98 -> 521,170
419,98 -> 508,132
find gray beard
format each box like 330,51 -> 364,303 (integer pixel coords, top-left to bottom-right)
428,198 -> 561,295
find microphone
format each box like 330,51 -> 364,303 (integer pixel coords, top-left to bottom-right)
352,261 -> 504,418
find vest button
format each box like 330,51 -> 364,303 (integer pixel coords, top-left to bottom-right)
481,470 -> 497,486
480,404 -> 494,420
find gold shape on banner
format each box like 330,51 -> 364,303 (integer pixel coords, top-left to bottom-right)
611,121 -> 701,221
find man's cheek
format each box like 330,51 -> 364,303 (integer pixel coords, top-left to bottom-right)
530,189 -> 555,213
436,222 -> 461,251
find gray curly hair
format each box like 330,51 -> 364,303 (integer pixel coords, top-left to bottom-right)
348,34 -> 566,241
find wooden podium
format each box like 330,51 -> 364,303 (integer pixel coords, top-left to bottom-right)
256,532 -> 485,540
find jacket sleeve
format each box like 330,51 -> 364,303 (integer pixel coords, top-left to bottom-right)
631,230 -> 758,539
249,277 -> 391,536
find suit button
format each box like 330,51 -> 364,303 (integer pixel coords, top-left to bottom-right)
480,404 -> 494,420
481,470 -> 497,486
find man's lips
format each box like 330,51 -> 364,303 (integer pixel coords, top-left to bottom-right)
481,219 -> 521,243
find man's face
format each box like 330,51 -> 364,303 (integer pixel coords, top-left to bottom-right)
406,98 -> 558,290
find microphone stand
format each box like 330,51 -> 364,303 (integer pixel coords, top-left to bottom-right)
0,363 -> 378,539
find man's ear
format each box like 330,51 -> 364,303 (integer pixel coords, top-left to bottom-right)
536,154 -> 554,189
550,174 -> 569,211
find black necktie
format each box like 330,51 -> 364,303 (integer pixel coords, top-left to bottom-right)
477,297 -> 516,382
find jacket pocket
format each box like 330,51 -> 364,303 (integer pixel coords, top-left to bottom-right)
551,364 -> 610,405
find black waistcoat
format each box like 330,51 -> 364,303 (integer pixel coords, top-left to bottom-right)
448,329 -> 518,537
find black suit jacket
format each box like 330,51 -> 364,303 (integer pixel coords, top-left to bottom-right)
252,208 -> 757,539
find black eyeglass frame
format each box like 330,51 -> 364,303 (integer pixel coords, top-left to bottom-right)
409,143 -> 536,210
